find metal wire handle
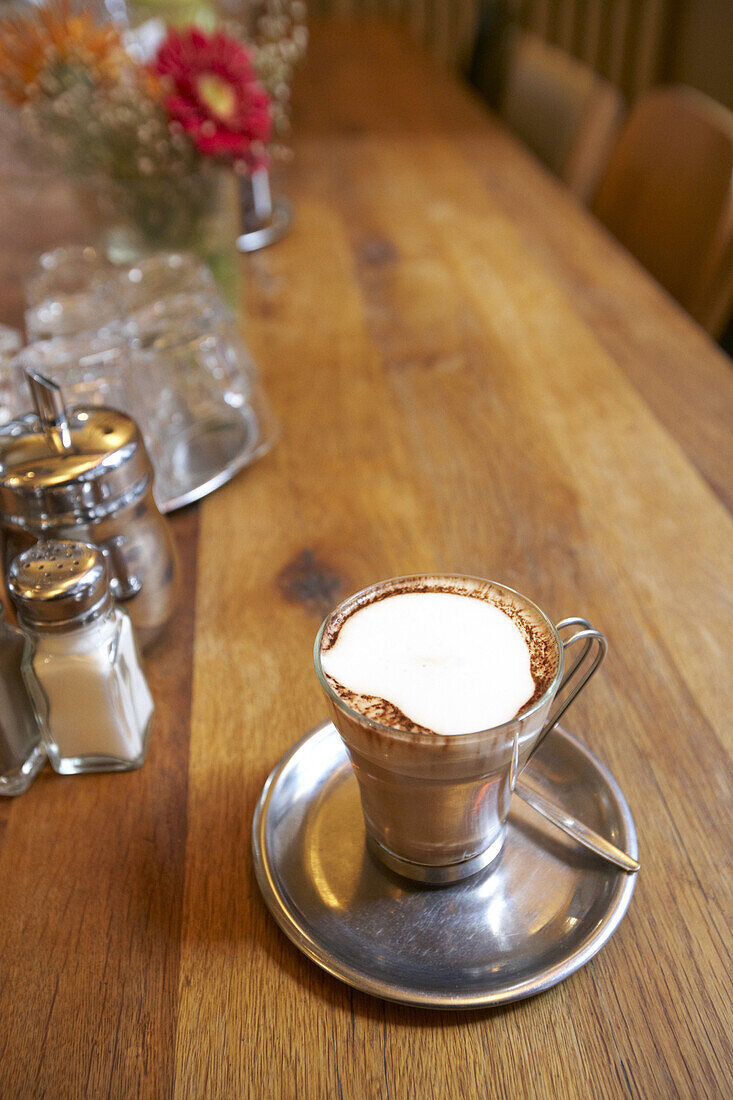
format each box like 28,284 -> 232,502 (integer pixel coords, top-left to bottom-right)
526,618 -> 608,764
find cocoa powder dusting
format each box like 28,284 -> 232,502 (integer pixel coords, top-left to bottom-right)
325,675 -> 435,734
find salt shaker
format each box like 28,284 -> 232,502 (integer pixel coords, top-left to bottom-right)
0,602 -> 45,795
8,540 -> 154,775
0,371 -> 178,650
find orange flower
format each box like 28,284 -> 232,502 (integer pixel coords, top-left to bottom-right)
0,1 -> 123,105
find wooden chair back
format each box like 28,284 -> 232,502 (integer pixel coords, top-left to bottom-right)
507,0 -> 672,103
500,31 -> 625,204
593,86 -> 733,337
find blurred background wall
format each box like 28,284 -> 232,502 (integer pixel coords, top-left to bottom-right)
308,0 -> 733,110
670,0 -> 733,111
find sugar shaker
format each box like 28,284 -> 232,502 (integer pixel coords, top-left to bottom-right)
8,540 -> 154,775
0,371 -> 178,649
0,602 -> 45,795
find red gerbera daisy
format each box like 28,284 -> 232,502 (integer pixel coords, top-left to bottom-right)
154,27 -> 271,166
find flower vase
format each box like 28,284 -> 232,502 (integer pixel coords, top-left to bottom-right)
90,164 -> 242,306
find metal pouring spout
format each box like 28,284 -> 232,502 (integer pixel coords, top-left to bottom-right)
26,369 -> 74,456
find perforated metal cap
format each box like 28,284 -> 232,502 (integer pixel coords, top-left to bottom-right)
8,540 -> 112,629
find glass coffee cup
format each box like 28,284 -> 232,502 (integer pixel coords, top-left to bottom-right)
314,574 -> 607,885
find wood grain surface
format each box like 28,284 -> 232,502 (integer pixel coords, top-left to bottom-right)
1,20 -> 731,1100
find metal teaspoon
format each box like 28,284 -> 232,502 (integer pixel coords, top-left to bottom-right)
514,779 -> 640,873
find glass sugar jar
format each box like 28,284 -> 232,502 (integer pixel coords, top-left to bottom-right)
8,540 -> 155,775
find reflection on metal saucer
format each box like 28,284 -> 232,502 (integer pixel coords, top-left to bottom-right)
252,721 -> 638,1009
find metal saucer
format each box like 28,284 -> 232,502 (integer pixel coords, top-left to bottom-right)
154,396 -> 279,514
155,405 -> 260,514
252,721 -> 638,1009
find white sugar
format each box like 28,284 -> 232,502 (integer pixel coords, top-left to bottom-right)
321,591 -> 535,735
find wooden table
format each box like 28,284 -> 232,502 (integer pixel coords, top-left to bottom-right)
1,20 -> 731,1100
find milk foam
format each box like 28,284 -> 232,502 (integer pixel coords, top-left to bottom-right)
321,591 -> 536,735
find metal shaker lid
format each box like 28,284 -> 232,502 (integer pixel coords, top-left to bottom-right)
8,540 -> 111,630
0,372 -> 152,528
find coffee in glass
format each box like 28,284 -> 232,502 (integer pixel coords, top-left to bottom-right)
314,574 -> 606,884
